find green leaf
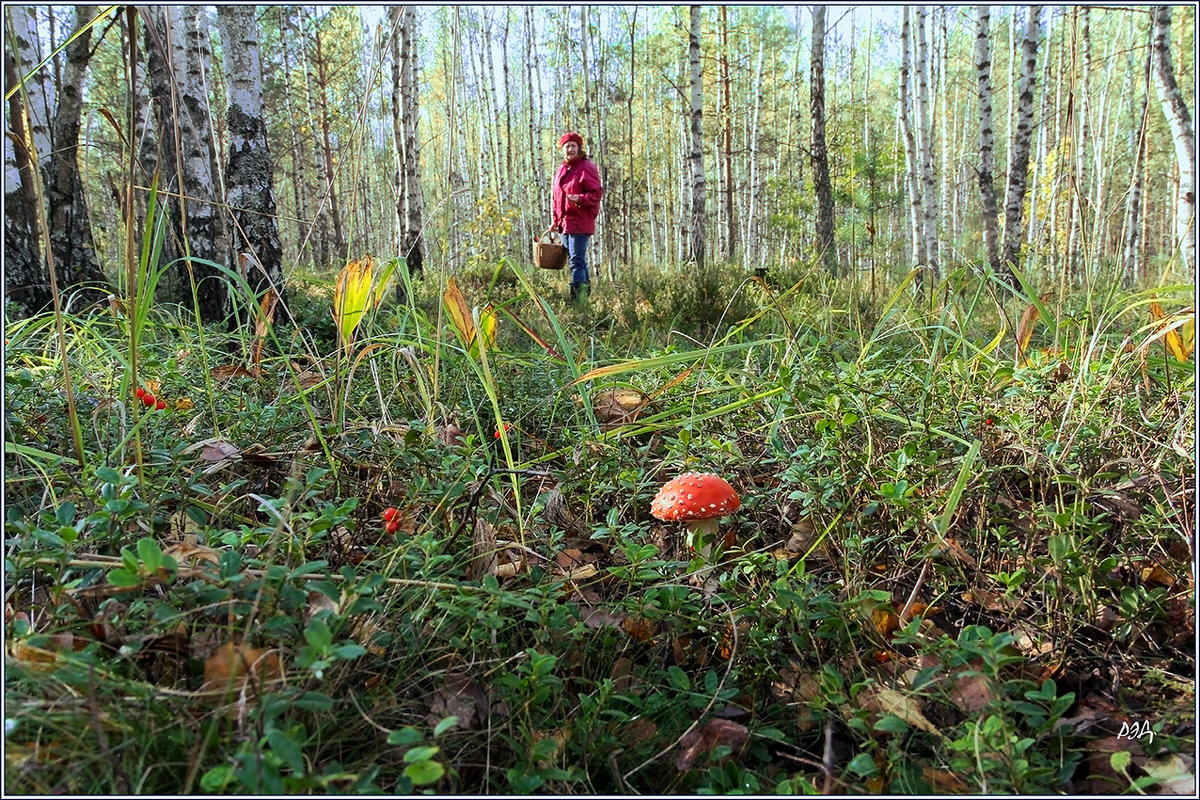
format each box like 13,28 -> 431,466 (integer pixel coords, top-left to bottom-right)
265,727 -> 305,774
55,502 -> 75,526
137,536 -> 162,572
303,618 -> 333,651
106,568 -> 142,587
332,643 -> 367,660
873,714 -> 910,734
847,752 -> 878,776
291,692 -> 333,712
667,666 -> 690,691
433,716 -> 459,737
404,759 -> 445,786
387,727 -> 423,747
199,764 -> 233,792
403,746 -> 440,764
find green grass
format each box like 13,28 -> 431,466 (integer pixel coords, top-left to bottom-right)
4,258 -> 1194,794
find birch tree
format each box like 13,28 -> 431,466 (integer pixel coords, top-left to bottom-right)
687,5 -> 705,269
391,5 -> 424,295
811,5 -> 836,277
1151,6 -> 1196,278
1123,25 -> 1152,288
144,6 -> 229,322
976,6 -> 1002,273
915,7 -> 938,284
216,5 -> 286,320
1000,7 -> 1041,287
4,5 -> 108,317
899,8 -> 925,268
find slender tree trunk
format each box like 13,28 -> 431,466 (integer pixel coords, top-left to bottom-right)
1151,6 -> 1196,278
999,7 -> 1041,287
811,6 -> 835,277
216,5 -> 287,323
4,5 -> 108,317
718,6 -> 736,261
1067,7 -> 1091,282
900,8 -> 925,269
312,31 -> 346,263
745,39 -> 765,275
175,5 -> 229,322
687,6 -> 705,269
976,6 -> 1002,273
279,7 -> 309,272
1123,22 -> 1152,288
916,7 -> 939,285
398,6 -> 424,286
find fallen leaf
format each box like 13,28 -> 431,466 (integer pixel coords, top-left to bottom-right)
922,767 -> 969,792
622,616 -> 658,643
162,541 -> 221,569
1141,564 -> 1177,588
675,717 -> 749,771
210,364 -> 257,381
1142,752 -> 1195,795
425,673 -> 489,730
861,686 -> 943,738
201,642 -> 283,700
949,666 -> 996,713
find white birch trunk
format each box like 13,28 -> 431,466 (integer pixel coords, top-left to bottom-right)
687,6 -> 705,268
1000,6 -> 1041,285
976,6 -> 1002,272
1151,6 -> 1196,278
899,8 -> 925,267
916,7 -> 939,280
216,4 -> 285,312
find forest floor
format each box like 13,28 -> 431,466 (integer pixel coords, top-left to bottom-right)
3,261 -> 1195,794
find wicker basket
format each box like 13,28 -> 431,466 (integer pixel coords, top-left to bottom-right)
533,229 -> 569,270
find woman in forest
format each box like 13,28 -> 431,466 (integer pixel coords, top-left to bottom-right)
551,131 -> 604,301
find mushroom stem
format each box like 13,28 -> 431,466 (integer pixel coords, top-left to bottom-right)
684,517 -> 721,558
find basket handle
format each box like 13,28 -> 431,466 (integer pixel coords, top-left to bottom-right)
538,228 -> 562,244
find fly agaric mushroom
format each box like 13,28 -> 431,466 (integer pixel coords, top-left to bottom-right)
650,472 -> 741,557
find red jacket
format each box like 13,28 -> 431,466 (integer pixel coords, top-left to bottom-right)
552,157 -> 603,235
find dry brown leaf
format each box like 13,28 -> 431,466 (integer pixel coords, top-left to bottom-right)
1142,753 -> 1195,795
201,642 -> 283,700
675,717 -> 750,771
961,587 -> 1024,613
198,440 -> 239,462
949,665 -> 995,713
624,717 -> 658,746
162,541 -> 221,566
922,767 -> 970,792
1077,735 -> 1139,795
1141,564 -> 1177,588
210,364 -> 257,381
593,387 -> 652,429
940,537 -> 977,567
861,686 -> 943,738
467,518 -> 498,580
424,673 -> 489,730
621,616 -> 658,643
1016,292 -> 1053,365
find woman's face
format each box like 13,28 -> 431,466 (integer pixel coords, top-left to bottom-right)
562,140 -> 580,161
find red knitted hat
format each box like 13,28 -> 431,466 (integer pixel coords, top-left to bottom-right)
558,131 -> 583,148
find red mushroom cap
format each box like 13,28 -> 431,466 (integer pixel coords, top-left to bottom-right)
650,472 -> 740,523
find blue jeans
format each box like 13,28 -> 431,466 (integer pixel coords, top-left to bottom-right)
563,233 -> 590,288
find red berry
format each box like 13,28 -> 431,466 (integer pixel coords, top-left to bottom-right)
156,399 -> 166,410
135,387 -> 145,399
385,519 -> 400,535
142,393 -> 156,407
382,507 -> 398,521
